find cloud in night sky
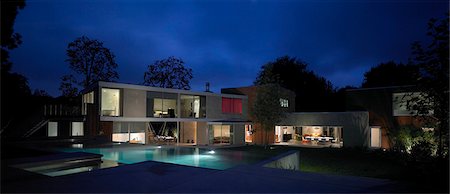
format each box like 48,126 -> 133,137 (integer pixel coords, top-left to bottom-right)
9,0 -> 448,96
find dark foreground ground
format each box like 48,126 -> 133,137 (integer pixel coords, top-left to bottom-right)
228,146 -> 449,193
1,143 -> 449,193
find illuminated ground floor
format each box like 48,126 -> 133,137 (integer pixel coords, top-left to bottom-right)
273,125 -> 344,148
244,112 -> 382,149
105,120 -> 249,146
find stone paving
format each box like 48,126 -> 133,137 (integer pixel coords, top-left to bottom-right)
3,159 -> 406,193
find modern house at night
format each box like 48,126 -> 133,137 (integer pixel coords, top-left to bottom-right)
222,86 -> 375,148
222,85 -> 432,149
78,81 -> 250,146
346,85 -> 434,149
32,81 -> 430,150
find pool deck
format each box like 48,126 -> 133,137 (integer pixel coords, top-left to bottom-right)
3,159 -> 407,193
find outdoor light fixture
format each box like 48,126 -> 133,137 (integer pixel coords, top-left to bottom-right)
71,144 -> 83,148
208,150 -> 215,154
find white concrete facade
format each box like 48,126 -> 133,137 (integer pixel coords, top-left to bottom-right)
91,81 -> 249,146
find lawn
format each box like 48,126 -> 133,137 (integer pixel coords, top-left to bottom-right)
296,147 -> 407,179
227,145 -> 449,192
227,145 -> 406,179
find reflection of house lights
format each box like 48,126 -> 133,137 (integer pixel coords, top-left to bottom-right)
208,150 -> 215,154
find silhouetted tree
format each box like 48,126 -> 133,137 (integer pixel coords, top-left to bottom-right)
1,0 -> 25,68
0,0 -> 30,132
59,74 -> 79,97
255,56 -> 335,111
60,36 -> 119,97
252,83 -> 287,147
33,89 -> 50,97
362,61 -> 419,88
143,56 -> 193,90
1,64 -> 31,132
408,14 -> 449,158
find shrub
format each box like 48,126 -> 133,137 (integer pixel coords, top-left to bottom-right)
394,126 -> 438,158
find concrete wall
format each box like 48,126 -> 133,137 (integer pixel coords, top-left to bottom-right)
196,122 -> 209,145
122,88 -> 146,117
206,95 -> 248,120
280,112 -> 370,148
233,124 -> 245,145
180,122 -> 196,143
262,151 -> 300,171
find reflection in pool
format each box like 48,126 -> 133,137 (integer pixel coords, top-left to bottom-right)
62,146 -> 262,170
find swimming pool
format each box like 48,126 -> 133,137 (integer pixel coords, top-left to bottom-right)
62,145 -> 267,170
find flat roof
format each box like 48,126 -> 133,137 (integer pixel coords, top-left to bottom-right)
346,85 -> 416,92
97,81 -> 248,99
288,111 -> 368,115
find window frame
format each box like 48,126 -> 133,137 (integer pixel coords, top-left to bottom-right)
101,88 -> 121,117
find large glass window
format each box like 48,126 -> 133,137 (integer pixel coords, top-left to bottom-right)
181,95 -> 206,118
275,126 -> 295,143
149,122 -> 178,144
113,122 -> 129,143
48,122 -> 58,137
71,122 -> 84,136
112,122 -> 146,144
101,88 -> 120,116
210,125 -> 232,144
274,125 -> 343,148
82,91 -> 94,115
222,97 -> 242,114
147,92 -> 178,118
130,122 -> 146,144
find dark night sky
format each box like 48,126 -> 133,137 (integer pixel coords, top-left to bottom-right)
10,0 -> 448,96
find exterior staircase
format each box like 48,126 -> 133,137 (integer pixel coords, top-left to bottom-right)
22,119 -> 49,138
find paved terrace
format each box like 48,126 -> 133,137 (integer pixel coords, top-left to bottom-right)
4,159 -> 406,193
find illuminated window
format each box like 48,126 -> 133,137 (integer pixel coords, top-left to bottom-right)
180,95 -> 206,118
370,127 -> 381,148
245,125 -> 252,143
48,122 -> 58,137
82,91 -> 94,115
71,122 -> 84,136
210,125 -> 232,144
222,97 -> 242,114
101,88 -> 120,116
280,98 -> 289,108
153,98 -> 177,117
147,92 -> 178,118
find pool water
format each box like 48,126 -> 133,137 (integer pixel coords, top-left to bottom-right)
62,146 -> 265,170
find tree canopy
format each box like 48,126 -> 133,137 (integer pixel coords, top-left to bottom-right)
60,36 -> 119,97
143,56 -> 193,90
252,83 -> 287,146
1,0 -> 25,68
408,14 -> 449,157
362,61 -> 419,88
254,56 -> 335,111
